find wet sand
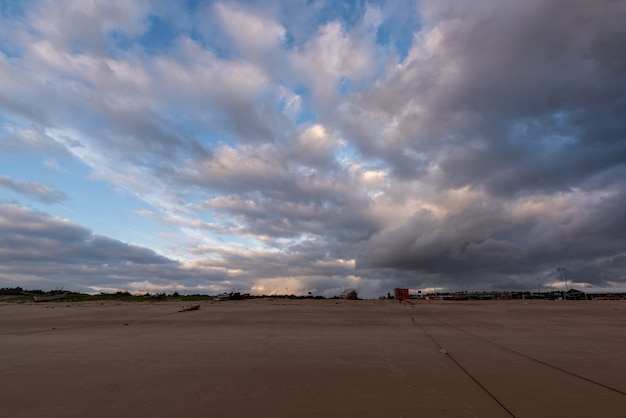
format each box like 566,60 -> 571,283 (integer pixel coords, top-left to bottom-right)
1,299 -> 625,417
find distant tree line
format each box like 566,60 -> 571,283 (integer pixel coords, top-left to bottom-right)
1,287 -> 336,300
0,287 -> 25,295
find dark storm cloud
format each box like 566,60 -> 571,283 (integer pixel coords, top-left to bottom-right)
0,203 -> 233,292
357,185 -> 626,287
348,0 -> 626,288
0,203 -> 173,265
343,0 -> 626,194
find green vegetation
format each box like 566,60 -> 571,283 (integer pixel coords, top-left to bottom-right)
0,287 -> 218,303
0,287 -> 331,303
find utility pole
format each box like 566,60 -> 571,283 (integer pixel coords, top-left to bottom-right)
557,266 -> 568,291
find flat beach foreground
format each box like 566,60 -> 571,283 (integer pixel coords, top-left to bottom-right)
1,299 -> 625,417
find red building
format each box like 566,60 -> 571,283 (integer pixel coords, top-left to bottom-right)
395,288 -> 409,301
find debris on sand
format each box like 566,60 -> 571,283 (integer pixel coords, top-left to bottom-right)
179,304 -> 200,312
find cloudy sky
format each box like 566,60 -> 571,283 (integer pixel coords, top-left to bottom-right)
1,0 -> 625,298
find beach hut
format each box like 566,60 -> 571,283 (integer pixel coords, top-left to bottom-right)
395,288 -> 409,301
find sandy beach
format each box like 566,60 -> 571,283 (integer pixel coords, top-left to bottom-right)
1,299 -> 625,417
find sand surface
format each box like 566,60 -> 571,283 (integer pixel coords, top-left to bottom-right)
1,299 -> 625,417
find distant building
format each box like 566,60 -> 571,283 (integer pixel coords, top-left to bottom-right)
395,288 -> 409,302
567,288 -> 626,300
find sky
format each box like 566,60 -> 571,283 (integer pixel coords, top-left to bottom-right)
1,0 -> 625,298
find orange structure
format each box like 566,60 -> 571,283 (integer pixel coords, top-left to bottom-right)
395,288 -> 409,301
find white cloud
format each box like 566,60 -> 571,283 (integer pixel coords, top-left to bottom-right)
214,2 -> 286,58
291,20 -> 376,109
0,175 -> 69,204
27,0 -> 150,53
